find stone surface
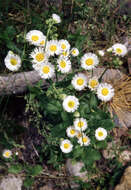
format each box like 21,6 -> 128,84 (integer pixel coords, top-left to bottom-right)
119,150 -> 131,164
0,175 -> 22,190
114,166 -> 131,190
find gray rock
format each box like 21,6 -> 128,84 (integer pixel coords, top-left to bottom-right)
0,175 -> 22,190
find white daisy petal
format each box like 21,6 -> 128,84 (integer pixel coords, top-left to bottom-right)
66,126 -> 77,138
3,149 -> 12,158
95,127 -> 107,141
81,53 -> 99,70
62,95 -> 79,113
52,14 -> 61,24
78,135 -> 90,146
71,48 -> 79,57
38,35 -> 47,47
98,50 -> 105,56
97,83 -> 114,102
46,40 -> 61,56
74,118 -> 87,132
59,40 -> 70,52
38,62 -> 55,79
57,57 -> 71,73
88,77 -> 99,91
26,30 -> 44,46
71,73 -> 87,91
60,139 -> 73,153
30,47 -> 49,64
4,52 -> 21,71
112,43 -> 128,57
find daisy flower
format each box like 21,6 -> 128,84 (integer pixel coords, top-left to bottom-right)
60,139 -> 73,153
71,48 -> 79,57
46,40 -> 61,56
60,50 -> 70,58
112,43 -> 128,57
4,52 -> 21,71
98,50 -> 105,56
26,30 -> 44,46
52,13 -> 61,23
66,126 -> 77,138
38,35 -> 46,47
76,131 -> 85,139
71,73 -> 87,91
38,62 -> 55,79
81,53 -> 99,70
62,95 -> 79,113
78,135 -> 90,146
3,149 -> 12,158
74,118 -> 87,132
57,57 -> 71,73
59,40 -> 70,52
88,77 -> 99,91
30,47 -> 48,64
95,127 -> 107,141
97,83 -> 114,102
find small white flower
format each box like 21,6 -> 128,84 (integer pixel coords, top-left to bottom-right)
62,95 -> 79,113
60,139 -> 73,153
71,48 -> 79,57
59,40 -> 70,52
30,47 -> 48,64
66,126 -> 77,138
46,40 -> 61,56
74,118 -> 87,132
71,73 -> 87,91
57,57 -> 71,73
60,50 -> 70,58
95,127 -> 107,141
3,149 -> 12,158
4,52 -> 21,71
107,47 -> 113,52
112,43 -> 128,57
78,135 -> 90,146
38,35 -> 46,47
76,131 -> 85,139
98,50 -> 105,56
52,13 -> 61,23
88,77 -> 99,91
26,30 -> 44,46
81,53 -> 99,70
73,111 -> 80,118
38,62 -> 55,79
97,83 -> 114,102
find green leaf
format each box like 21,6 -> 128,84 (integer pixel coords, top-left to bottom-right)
96,141 -> 107,149
79,102 -> 90,117
100,119 -> 115,130
89,94 -> 98,109
23,177 -> 34,188
8,164 -> 23,174
29,165 -> 43,176
46,100 -> 62,114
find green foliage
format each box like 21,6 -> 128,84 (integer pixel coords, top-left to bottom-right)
8,164 -> 23,174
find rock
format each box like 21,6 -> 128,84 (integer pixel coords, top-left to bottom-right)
114,166 -> 131,190
0,175 -> 22,190
119,150 -> 131,165
39,183 -> 54,190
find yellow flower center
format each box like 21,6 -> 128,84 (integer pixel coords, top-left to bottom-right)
61,43 -> 66,50
78,121 -> 84,128
62,51 -> 68,56
101,88 -> 109,96
70,129 -> 75,135
64,143 -> 70,149
60,60 -> 66,68
82,137 -> 88,143
72,49 -> 76,55
116,48 -> 122,54
85,58 -> 94,66
40,40 -> 45,45
98,131 -> 103,137
50,45 -> 57,52
77,132 -> 82,138
77,78 -> 84,86
68,101 -> 75,108
10,58 -> 18,66
4,152 -> 10,157
42,66 -> 50,74
35,53 -> 45,62
90,79 -> 98,88
31,35 -> 39,41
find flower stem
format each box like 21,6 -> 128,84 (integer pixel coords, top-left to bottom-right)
98,67 -> 108,82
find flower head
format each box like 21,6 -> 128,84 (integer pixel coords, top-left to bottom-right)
95,127 -> 107,141
46,40 -> 61,56
71,73 -> 87,91
57,57 -> 71,73
81,53 -> 99,70
66,126 -> 77,138
62,95 -> 79,113
59,40 -> 70,52
4,52 -> 21,71
78,135 -> 90,146
112,43 -> 128,57
71,48 -> 79,57
97,83 -> 114,102
88,77 -> 99,91
26,30 -> 44,46
38,35 -> 46,47
60,139 -> 73,153
98,50 -> 105,56
30,47 -> 48,64
52,14 -> 61,23
74,118 -> 87,131
38,62 -> 55,79
3,149 -> 12,158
